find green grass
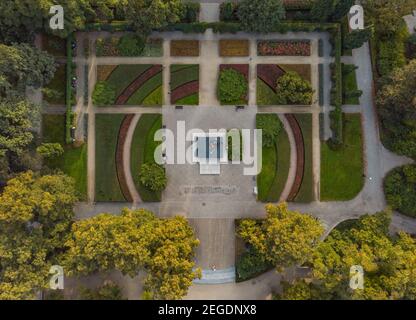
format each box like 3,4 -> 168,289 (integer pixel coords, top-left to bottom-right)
95,114 -> 125,202
294,114 -> 314,203
170,64 -> 199,89
174,93 -> 199,105
106,64 -> 151,98
257,117 -> 291,202
142,86 -> 163,105
342,64 -> 360,105
130,114 -> 163,202
127,71 -> 163,105
257,79 -> 281,106
321,114 -> 364,201
44,64 -> 66,105
42,115 -> 87,200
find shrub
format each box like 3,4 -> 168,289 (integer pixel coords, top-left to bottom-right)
275,71 -> 313,105
236,246 -> 272,281
79,281 -> 124,300
237,0 -> 285,33
384,165 -> 416,218
220,2 -> 239,22
217,68 -> 248,104
181,2 -> 200,23
37,143 -> 64,159
139,163 -> 167,192
92,81 -> 116,106
117,34 -> 145,56
256,114 -> 282,147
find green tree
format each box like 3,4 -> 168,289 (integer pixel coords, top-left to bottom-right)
37,143 -> 64,159
343,28 -> 372,50
139,163 -> 167,192
237,203 -> 324,271
376,60 -> 416,158
92,81 -> 116,105
123,0 -> 183,34
310,211 -> 416,300
64,208 -> 200,300
79,280 -> 124,300
311,0 -> 338,22
256,114 -> 282,147
217,68 -> 247,104
0,171 -> 78,299
237,0 -> 285,33
117,34 -> 145,56
275,71 -> 314,105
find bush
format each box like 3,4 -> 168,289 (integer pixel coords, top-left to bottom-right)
237,0 -> 285,33
236,246 -> 272,282
37,143 -> 64,159
181,2 -> 200,23
220,2 -> 239,22
384,165 -> 416,218
139,163 -> 167,192
79,281 -> 124,300
275,71 -> 313,105
217,68 -> 248,104
117,34 -> 145,56
92,81 -> 116,106
256,114 -> 282,147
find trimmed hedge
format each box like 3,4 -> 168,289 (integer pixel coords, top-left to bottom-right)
65,35 -> 74,144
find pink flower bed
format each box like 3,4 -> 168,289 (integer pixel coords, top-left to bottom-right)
258,40 -> 311,56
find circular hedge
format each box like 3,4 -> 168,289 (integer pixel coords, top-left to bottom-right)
384,164 -> 416,217
217,68 -> 247,104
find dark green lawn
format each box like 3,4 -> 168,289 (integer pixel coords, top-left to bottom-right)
95,114 -> 125,202
170,64 -> 199,89
321,114 -> 364,201
130,114 -> 162,202
44,63 -> 66,105
342,64 -> 360,105
106,64 -> 151,98
294,114 -> 314,203
42,115 -> 87,199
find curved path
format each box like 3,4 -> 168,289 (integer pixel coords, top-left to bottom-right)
278,114 -> 297,202
285,114 -> 305,202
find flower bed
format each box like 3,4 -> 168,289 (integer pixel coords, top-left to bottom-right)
219,40 -> 249,57
96,36 -> 163,57
170,40 -> 200,56
258,40 -> 311,56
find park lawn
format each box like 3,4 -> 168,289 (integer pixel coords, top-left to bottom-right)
95,114 -> 126,202
342,64 -> 360,105
321,114 -> 364,201
294,114 -> 314,203
106,64 -> 152,98
44,63 -> 66,105
126,71 -> 163,105
170,64 -> 199,90
258,144 -> 277,202
257,79 -> 281,105
175,93 -> 199,105
130,114 -> 163,202
42,114 -> 87,200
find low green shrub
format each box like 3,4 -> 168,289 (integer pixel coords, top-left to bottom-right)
220,2 -> 239,22
92,81 -> 116,106
256,114 -> 282,148
217,68 -> 248,104
181,2 -> 200,23
117,34 -> 145,56
139,163 -> 167,192
236,246 -> 273,282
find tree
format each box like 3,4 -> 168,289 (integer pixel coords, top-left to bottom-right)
0,171 -> 78,299
384,165 -> 416,217
237,203 -> 324,271
310,211 -> 416,300
0,43 -> 56,97
256,114 -> 282,147
310,0 -> 338,22
376,60 -> 416,158
343,28 -> 372,50
37,143 -> 64,159
331,0 -> 354,21
123,0 -> 183,35
139,163 -> 167,192
237,0 -> 285,33
79,280 -> 124,300
92,81 -> 116,105
64,208 -> 200,300
217,68 -> 247,104
275,71 -> 314,105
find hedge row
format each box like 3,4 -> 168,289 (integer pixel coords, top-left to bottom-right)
65,35 -> 74,144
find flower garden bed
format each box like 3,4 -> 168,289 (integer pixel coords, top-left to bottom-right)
258,40 -> 311,56
219,40 -> 250,57
170,65 -> 199,105
94,64 -> 163,106
218,64 -> 249,105
96,36 -> 163,57
170,40 -> 200,56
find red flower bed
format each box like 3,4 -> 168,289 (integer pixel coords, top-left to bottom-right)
257,64 -> 286,91
258,40 -> 311,56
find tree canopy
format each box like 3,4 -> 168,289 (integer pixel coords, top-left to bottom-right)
217,68 -> 248,104
275,71 -> 314,105
64,208 -> 200,300
237,0 -> 285,33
